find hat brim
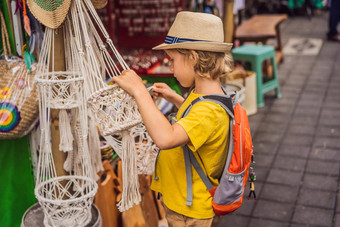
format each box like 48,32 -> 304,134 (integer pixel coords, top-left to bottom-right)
27,0 -> 71,29
152,41 -> 233,53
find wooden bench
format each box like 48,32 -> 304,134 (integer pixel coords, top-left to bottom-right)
234,14 -> 288,64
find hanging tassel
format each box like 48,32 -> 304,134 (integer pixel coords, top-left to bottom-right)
88,114 -> 104,181
117,130 -> 141,212
59,109 -> 74,152
22,0 -> 31,36
63,150 -> 74,172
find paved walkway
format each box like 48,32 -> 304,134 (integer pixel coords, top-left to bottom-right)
217,11 -> 340,227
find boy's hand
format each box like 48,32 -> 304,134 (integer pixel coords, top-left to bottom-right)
152,83 -> 184,108
152,83 -> 176,102
111,70 -> 146,97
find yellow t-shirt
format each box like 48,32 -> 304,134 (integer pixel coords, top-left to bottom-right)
151,91 -> 230,219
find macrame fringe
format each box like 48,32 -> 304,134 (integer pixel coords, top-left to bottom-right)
88,113 -> 103,181
117,131 -> 141,212
59,109 -> 74,152
63,150 -> 74,172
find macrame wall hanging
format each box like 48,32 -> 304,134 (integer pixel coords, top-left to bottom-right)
30,0 -> 160,217
34,24 -> 98,226
68,0 -> 154,212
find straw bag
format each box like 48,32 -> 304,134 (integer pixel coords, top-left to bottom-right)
91,0 -> 108,9
0,11 -> 39,139
27,0 -> 71,29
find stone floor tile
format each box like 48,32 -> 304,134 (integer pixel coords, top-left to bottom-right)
260,184 -> 299,203
216,214 -> 249,227
320,109 -> 340,118
253,200 -> 293,221
282,135 -> 314,146
310,147 -> 340,162
290,116 -> 318,127
335,213 -> 340,227
337,188 -> 340,213
253,132 -> 283,143
273,156 -> 307,172
313,137 -> 340,149
297,188 -> 336,209
252,167 -> 270,183
263,113 -> 291,124
324,100 -> 340,110
293,107 -> 320,118
267,169 -> 303,186
290,224 -> 314,227
316,126 -> 340,138
253,142 -> 279,155
234,198 -> 257,216
303,174 -> 338,192
319,116 -> 340,127
287,124 -> 316,136
253,154 -> 275,168
269,104 -> 295,115
297,99 -> 323,108
306,159 -> 340,176
277,145 -> 310,158
292,205 -> 333,226
257,122 -> 287,134
249,218 -> 289,227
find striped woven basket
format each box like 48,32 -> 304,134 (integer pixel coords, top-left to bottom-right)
91,0 -> 108,9
0,11 -> 39,139
27,0 -> 71,29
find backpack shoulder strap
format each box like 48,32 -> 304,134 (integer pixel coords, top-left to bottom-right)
181,94 -> 234,119
182,94 -> 234,206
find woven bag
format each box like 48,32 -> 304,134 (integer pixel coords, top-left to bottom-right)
27,0 -> 71,29
91,0 -> 108,9
0,11 -> 39,139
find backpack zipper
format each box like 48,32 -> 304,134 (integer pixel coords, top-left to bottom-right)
240,122 -> 243,170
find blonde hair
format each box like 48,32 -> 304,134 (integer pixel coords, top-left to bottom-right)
176,49 -> 233,80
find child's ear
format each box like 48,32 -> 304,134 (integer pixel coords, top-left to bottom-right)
190,50 -> 198,64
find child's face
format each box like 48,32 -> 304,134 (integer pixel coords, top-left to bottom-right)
166,50 -> 195,88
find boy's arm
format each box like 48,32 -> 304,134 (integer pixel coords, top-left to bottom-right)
134,89 -> 189,149
112,70 -> 189,149
169,92 -> 184,108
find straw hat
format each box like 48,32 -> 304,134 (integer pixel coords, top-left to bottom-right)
27,0 -> 71,29
153,11 -> 232,53
91,0 -> 108,9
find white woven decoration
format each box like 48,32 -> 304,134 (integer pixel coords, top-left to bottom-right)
34,25 -> 97,226
132,124 -> 160,175
66,0 -> 145,211
104,123 -> 160,176
87,84 -> 142,136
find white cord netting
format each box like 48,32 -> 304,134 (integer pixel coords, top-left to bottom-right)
87,84 -> 142,136
34,0 -> 155,213
104,123 -> 160,176
35,176 -> 97,227
35,72 -> 84,109
66,0 -> 147,212
35,69 -> 97,225
34,16 -> 98,225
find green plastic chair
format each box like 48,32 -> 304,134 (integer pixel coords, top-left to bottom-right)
231,45 -> 281,107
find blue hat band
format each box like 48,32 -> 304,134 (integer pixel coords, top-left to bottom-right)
165,36 -> 213,44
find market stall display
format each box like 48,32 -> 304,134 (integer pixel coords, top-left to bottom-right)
0,11 -> 39,139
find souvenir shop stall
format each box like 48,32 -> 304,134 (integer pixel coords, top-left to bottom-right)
0,0 -> 238,226
0,0 -> 178,226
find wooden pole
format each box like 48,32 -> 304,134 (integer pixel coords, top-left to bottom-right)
49,27 -> 68,178
223,0 -> 235,44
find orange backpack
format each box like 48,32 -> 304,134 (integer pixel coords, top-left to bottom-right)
181,93 -> 253,215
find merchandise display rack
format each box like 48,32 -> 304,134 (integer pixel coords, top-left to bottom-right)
113,0 -> 185,76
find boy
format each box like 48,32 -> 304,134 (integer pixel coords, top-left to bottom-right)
112,11 -> 233,227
